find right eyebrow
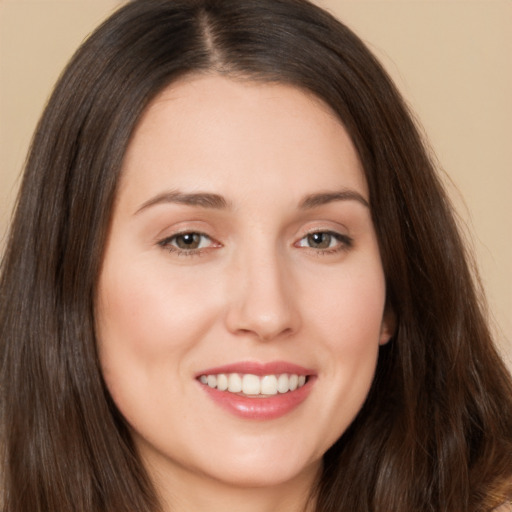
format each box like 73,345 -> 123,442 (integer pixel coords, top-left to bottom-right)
134,190 -> 231,215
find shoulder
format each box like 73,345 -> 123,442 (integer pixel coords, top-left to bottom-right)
494,504 -> 512,512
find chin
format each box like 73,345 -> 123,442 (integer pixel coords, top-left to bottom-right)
186,434 -> 324,490
201,456 -> 321,491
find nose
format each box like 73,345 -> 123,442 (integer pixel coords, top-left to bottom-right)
224,248 -> 301,342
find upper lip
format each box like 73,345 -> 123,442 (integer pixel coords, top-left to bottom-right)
195,361 -> 315,378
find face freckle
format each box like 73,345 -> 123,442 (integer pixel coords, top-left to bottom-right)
95,74 -> 393,498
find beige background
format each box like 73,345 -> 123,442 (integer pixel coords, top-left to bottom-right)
0,0 -> 510,366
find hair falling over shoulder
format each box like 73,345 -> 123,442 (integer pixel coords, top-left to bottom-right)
1,1 -> 511,511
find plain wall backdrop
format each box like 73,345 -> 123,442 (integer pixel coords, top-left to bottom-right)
0,0 -> 511,367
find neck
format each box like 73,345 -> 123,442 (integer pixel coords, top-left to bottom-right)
146,456 -> 320,512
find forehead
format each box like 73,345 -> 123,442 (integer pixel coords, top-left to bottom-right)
118,74 -> 367,208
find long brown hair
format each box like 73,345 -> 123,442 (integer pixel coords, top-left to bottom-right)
1,1 -> 511,511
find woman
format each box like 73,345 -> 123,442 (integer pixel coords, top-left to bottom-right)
1,0 -> 511,511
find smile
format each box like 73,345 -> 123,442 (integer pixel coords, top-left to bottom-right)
198,373 -> 307,396
196,362 -> 315,419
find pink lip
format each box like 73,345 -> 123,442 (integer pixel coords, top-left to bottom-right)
195,361 -> 314,378
196,361 -> 316,420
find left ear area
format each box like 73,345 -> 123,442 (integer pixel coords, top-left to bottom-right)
379,307 -> 396,346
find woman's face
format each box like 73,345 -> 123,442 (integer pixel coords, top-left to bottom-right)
96,75 -> 393,495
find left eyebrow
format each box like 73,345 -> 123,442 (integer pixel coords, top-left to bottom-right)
299,190 -> 369,210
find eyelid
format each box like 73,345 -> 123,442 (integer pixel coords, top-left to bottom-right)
295,228 -> 353,254
155,225 -> 353,258
157,230 -> 222,256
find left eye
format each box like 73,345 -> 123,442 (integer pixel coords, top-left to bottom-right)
297,231 -> 347,250
159,232 -> 213,251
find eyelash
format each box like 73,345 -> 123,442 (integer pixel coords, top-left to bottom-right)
158,232 -> 218,257
296,231 -> 353,255
157,230 -> 353,257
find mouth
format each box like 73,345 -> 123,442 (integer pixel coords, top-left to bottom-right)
198,371 -> 309,397
198,372 -> 308,396
196,362 -> 315,420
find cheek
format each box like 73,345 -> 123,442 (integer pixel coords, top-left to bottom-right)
308,260 -> 386,346
94,258 -> 227,422
94,257 -> 219,425
96,259 -> 218,360
306,263 -> 386,399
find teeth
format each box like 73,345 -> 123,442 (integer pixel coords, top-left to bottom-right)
242,374 -> 260,395
228,373 -> 242,393
216,373 -> 228,391
199,373 -> 308,395
277,374 -> 289,393
261,375 -> 278,395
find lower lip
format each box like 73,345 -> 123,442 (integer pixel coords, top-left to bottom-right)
199,378 -> 315,420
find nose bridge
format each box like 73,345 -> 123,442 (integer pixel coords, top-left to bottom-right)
225,239 -> 299,341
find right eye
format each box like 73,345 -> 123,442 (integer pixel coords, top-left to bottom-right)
158,232 -> 218,255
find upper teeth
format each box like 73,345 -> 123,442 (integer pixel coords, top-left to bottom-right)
199,373 -> 307,395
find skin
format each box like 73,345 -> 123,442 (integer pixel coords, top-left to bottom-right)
96,74 -> 394,512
